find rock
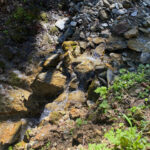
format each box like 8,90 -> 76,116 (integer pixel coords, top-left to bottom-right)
62,41 -> 81,59
62,41 -> 78,51
139,27 -> 150,34
87,78 -> 100,101
0,121 -> 22,149
106,36 -> 127,51
69,78 -> 78,91
31,71 -> 66,97
140,52 -> 150,64
107,69 -> 115,86
103,0 -> 110,7
69,108 -> 87,119
68,90 -> 86,104
131,10 -> 138,16
110,53 -> 123,65
94,43 -> 105,57
128,36 -> 150,52
58,27 -> 75,43
122,0 -> 132,8
143,17 -> 150,27
117,9 -> 127,15
55,18 -> 69,30
0,84 -> 30,118
112,22 -> 130,35
99,9 -> 108,20
124,27 -> 138,39
74,59 -> 94,74
28,124 -> 57,149
79,41 -> 87,50
49,111 -> 64,124
143,0 -> 150,6
43,54 -> 60,68
56,90 -> 86,104
70,21 -> 77,27
92,37 -> 105,45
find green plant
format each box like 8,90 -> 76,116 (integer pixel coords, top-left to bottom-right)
99,100 -> 110,113
88,143 -> 110,150
8,146 -> 13,150
76,118 -> 87,127
95,86 -> 108,100
123,114 -> 132,127
105,127 -> 150,150
138,89 -> 149,99
95,65 -> 150,102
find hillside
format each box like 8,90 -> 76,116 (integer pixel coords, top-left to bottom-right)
0,0 -> 150,149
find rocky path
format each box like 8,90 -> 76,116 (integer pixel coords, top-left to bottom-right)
0,0 -> 150,149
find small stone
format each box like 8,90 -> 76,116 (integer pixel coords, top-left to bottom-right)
117,9 -> 127,15
70,21 -> 77,27
140,52 -> 150,64
92,37 -> 105,44
43,54 -> 60,68
131,10 -> 138,16
79,41 -> 87,49
103,0 -> 110,7
110,4 -> 116,9
101,23 -> 108,27
124,27 -> 138,39
122,1 -> 132,8
99,9 -> 108,20
55,18 -> 69,30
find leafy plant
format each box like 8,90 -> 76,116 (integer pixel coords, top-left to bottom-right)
8,146 -> 13,150
95,86 -> 108,100
95,64 -> 150,101
88,143 -> 110,150
76,118 -> 87,127
99,100 -> 110,113
105,127 -> 150,150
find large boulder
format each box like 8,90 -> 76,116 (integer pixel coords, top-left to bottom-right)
0,84 -> 30,118
0,121 -> 22,149
31,71 -> 66,97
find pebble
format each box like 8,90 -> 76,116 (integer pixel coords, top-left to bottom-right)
70,21 -> 77,27
131,10 -> 138,16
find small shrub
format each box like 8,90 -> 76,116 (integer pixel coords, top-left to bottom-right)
105,127 -> 150,150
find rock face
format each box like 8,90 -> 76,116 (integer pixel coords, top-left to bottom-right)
31,71 -> 66,97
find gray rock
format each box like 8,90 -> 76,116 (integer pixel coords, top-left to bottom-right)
140,52 -> 150,64
99,9 -> 108,20
143,0 -> 150,6
70,21 -> 77,27
55,18 -> 69,30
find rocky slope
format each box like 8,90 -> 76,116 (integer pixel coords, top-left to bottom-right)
0,0 -> 150,149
